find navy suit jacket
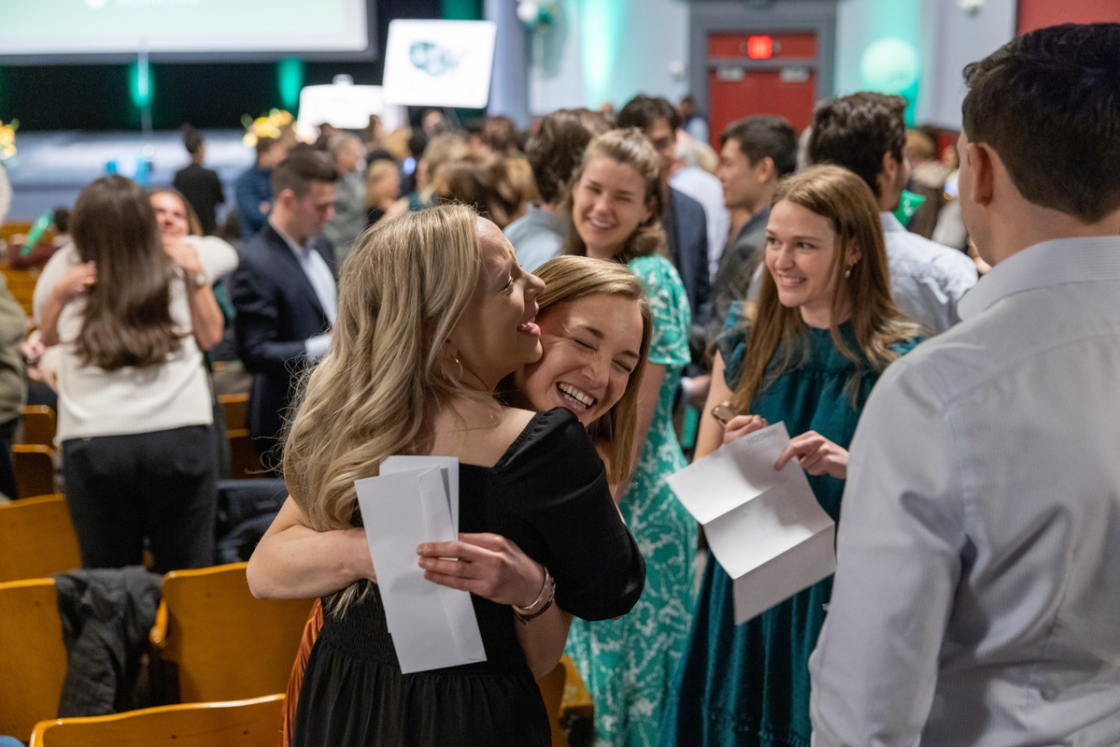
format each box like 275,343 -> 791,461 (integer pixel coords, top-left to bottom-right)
664,187 -> 711,327
230,223 -> 337,443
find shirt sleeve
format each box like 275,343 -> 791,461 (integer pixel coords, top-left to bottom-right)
193,236 -> 240,279
629,255 -> 691,368
809,359 -> 967,747
32,244 -> 76,326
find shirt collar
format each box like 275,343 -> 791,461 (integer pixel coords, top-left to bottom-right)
880,212 -> 906,233
958,236 -> 1120,320
270,220 -> 312,257
738,206 -> 771,239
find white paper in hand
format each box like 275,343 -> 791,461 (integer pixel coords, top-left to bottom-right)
355,464 -> 487,673
667,422 -> 836,624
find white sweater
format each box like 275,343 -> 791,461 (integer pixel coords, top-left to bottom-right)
33,238 -> 238,444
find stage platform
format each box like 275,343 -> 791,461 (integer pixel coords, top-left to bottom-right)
2,129 -> 254,222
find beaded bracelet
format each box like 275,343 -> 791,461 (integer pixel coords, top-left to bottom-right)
513,566 -> 555,624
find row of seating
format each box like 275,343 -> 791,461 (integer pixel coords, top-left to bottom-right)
0,469 -> 592,746
7,395 -> 263,500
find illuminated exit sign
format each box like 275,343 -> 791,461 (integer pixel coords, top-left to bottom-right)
746,35 -> 774,59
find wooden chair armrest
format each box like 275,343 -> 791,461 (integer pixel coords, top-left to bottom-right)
149,599 -> 169,649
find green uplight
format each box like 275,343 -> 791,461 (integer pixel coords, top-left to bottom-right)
859,37 -> 921,125
581,0 -> 623,106
860,38 -> 920,95
441,0 -> 482,20
129,58 -> 153,108
277,58 -> 305,111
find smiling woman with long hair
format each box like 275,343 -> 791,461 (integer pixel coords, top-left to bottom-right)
660,165 -> 924,747
33,174 -> 237,573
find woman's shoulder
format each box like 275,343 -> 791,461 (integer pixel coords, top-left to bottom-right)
496,407 -> 592,471
715,301 -> 752,385
627,254 -> 684,291
192,236 -> 240,278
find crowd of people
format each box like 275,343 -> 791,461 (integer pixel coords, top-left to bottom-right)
2,20 -> 1119,747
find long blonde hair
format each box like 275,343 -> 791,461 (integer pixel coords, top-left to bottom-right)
562,129 -> 668,264
283,205 -> 487,537
730,165 -> 921,412
525,256 -> 652,484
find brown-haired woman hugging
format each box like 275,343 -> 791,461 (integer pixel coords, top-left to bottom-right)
660,164 -> 925,747
276,205 -> 644,746
33,174 -> 236,572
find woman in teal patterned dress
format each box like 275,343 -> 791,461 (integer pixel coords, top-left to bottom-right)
659,165 -> 924,747
562,129 -> 697,747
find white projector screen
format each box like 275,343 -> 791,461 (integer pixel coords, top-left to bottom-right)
0,0 -> 372,61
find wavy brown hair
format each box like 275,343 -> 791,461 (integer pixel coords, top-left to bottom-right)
71,175 -> 182,371
729,165 -> 922,413
562,128 -> 668,264
511,256 -> 652,484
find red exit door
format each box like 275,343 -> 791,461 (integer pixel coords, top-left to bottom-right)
707,31 -> 819,149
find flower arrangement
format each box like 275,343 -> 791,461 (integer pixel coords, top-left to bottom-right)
0,119 -> 18,161
240,109 -> 297,148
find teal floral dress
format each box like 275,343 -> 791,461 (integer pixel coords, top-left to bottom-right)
658,302 -> 922,747
566,255 -> 699,747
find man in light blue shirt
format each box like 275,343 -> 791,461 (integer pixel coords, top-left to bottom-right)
810,23 -> 1120,747
809,93 -> 977,334
504,108 -> 608,271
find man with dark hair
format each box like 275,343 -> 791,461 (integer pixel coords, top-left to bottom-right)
618,94 -> 711,327
230,151 -> 340,464
482,115 -> 519,157
710,115 -> 797,329
234,136 -> 289,240
173,125 -> 225,235
811,24 -> 1120,747
809,92 -> 977,333
504,108 -> 609,270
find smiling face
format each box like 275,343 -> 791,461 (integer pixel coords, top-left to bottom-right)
764,199 -> 857,328
571,156 -> 653,260
151,192 -> 191,239
717,138 -> 769,213
449,219 -> 546,391
514,294 -> 644,426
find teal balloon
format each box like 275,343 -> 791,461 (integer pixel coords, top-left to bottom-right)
860,38 -> 921,95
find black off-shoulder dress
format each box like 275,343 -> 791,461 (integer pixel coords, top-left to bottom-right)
291,408 -> 646,747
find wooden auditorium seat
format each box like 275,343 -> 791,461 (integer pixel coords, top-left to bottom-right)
219,392 -> 265,479
538,659 -> 568,747
149,562 -> 313,703
0,578 -> 69,742
0,493 -> 81,583
13,443 -> 56,498
28,694 -> 285,747
0,264 -> 41,317
19,405 -> 57,448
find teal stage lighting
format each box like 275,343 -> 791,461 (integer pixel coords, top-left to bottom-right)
277,57 -> 305,111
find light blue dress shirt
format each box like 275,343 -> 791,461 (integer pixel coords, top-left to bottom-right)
881,212 -> 978,334
810,236 -> 1120,747
271,220 -> 336,360
504,203 -> 568,272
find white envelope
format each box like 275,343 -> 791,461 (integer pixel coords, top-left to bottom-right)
667,422 -> 836,624
356,464 -> 487,673
381,455 -> 461,529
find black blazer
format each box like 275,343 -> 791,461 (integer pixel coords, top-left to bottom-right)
230,223 -> 337,443
664,188 -> 712,327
